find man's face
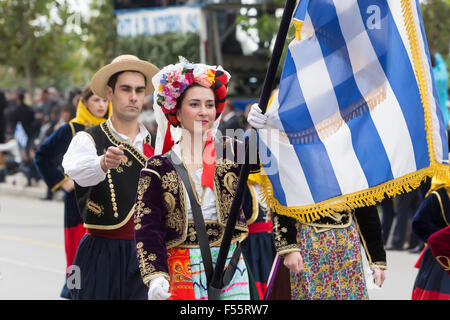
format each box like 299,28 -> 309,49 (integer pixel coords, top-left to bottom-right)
106,71 -> 146,122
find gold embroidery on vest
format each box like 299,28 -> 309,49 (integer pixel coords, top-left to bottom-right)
224,172 -> 238,195
115,157 -> 133,174
87,200 -> 103,216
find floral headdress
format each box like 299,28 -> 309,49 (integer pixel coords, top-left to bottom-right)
152,57 -> 230,128
152,58 -> 231,155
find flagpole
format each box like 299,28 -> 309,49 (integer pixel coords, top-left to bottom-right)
208,0 -> 298,300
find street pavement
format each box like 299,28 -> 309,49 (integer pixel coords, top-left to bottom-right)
0,177 -> 420,300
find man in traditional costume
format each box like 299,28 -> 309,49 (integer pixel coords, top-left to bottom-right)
62,55 -> 159,299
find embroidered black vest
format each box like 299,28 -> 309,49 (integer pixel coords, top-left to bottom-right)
74,122 -> 150,229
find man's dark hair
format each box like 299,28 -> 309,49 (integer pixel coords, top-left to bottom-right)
107,70 -> 147,92
16,88 -> 26,103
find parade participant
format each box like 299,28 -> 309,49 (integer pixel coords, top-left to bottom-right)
34,85 -> 111,299
248,104 -> 387,300
62,55 -> 159,299
428,226 -> 450,276
411,176 -> 450,300
133,59 -> 260,300
241,171 -> 276,300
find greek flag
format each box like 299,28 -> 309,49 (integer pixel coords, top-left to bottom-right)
258,0 -> 449,222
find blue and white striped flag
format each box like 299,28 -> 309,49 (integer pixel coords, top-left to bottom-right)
258,0 -> 449,222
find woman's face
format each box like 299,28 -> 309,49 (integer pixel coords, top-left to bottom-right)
85,94 -> 109,118
176,85 -> 216,136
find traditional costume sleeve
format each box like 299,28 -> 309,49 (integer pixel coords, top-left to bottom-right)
62,131 -> 106,187
352,205 -> 387,270
412,190 -> 450,243
34,123 -> 73,192
134,159 -> 170,286
428,226 -> 450,276
272,212 -> 300,256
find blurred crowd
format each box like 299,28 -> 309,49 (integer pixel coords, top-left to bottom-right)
0,86 -> 71,188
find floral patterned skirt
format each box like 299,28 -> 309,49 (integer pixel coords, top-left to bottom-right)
290,222 -> 368,300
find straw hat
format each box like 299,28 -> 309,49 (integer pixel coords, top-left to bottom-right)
90,55 -> 160,99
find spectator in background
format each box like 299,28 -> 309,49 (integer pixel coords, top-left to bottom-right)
4,89 -> 19,139
0,89 -> 8,177
38,87 -> 60,121
217,99 -> 246,140
34,104 -> 63,198
9,88 -> 36,144
7,88 -> 36,186
0,89 -> 7,144
64,87 -> 82,120
53,105 -> 75,132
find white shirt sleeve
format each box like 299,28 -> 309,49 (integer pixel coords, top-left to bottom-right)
62,132 -> 106,187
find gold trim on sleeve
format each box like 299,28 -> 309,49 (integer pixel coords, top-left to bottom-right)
51,175 -> 69,193
278,245 -> 301,257
431,191 -> 449,226
370,262 -> 388,270
142,272 -> 171,287
68,122 -> 76,137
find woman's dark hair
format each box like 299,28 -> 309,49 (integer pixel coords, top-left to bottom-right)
175,82 -> 211,111
80,85 -> 94,103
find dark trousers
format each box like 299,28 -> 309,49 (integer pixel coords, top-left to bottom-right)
381,179 -> 430,248
69,234 -> 148,300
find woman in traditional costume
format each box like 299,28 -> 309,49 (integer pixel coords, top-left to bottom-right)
34,85 -> 111,298
133,59 -> 259,300
411,176 -> 450,300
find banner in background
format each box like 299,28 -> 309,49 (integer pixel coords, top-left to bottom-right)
115,5 -> 203,37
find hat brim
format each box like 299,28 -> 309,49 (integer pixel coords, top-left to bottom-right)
91,60 -> 160,99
